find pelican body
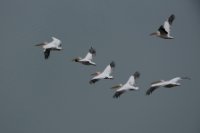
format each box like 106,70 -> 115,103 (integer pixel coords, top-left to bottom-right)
146,77 -> 190,95
150,14 -> 175,39
89,61 -> 115,84
35,37 -> 62,59
72,47 -> 96,66
112,71 -> 140,98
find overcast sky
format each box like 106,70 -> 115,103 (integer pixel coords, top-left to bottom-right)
0,0 -> 200,133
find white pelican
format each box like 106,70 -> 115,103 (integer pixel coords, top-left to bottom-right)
72,47 -> 96,66
89,61 -> 115,84
150,14 -> 175,39
146,76 -> 190,95
35,37 -> 62,59
112,71 -> 140,98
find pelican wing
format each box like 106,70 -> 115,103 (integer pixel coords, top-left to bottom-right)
84,53 -> 93,61
163,14 -> 175,35
51,37 -> 61,46
113,90 -> 125,98
89,79 -> 99,84
169,77 -> 182,83
158,25 -> 168,35
151,80 -> 164,85
44,49 -> 50,59
127,75 -> 135,86
127,71 -> 140,86
83,47 -> 96,61
146,86 -> 159,95
102,61 -> 115,76
168,14 -> 175,25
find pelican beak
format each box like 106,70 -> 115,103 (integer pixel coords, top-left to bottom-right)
150,32 -> 157,36
111,84 -> 122,89
91,72 -> 100,76
91,73 -> 97,76
35,43 -> 44,47
111,86 -> 118,89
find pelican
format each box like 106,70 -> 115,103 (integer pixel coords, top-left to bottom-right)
35,37 -> 62,59
72,47 -> 96,66
150,14 -> 175,39
89,61 -> 115,84
146,76 -> 190,95
112,71 -> 140,98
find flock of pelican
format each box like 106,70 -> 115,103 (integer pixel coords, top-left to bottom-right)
35,14 -> 190,98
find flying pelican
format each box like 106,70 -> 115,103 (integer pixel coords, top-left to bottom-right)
89,61 -> 115,84
35,37 -> 62,59
72,47 -> 96,66
150,14 -> 175,39
112,71 -> 140,98
146,76 -> 190,95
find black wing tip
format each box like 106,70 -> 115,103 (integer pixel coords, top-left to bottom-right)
113,93 -> 120,98
89,79 -> 98,84
170,14 -> 175,18
113,91 -> 123,98
134,71 -> 140,79
158,25 -> 168,35
89,47 -> 96,55
44,49 -> 50,59
168,14 -> 175,25
146,90 -> 151,95
110,61 -> 115,68
146,87 -> 157,96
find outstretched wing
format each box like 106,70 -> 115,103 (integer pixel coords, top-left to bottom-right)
89,79 -> 99,84
113,90 -> 125,98
44,49 -> 50,59
146,86 -> 159,95
168,14 -> 175,25
163,14 -> 175,35
127,75 -> 135,86
158,25 -> 168,35
102,61 -> 115,76
127,71 -> 140,86
84,47 -> 96,61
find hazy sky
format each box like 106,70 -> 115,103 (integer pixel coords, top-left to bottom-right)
0,0 -> 200,133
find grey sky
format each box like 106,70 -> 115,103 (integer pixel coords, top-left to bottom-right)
0,0 -> 200,133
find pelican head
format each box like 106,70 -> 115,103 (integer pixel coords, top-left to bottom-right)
72,57 -> 82,62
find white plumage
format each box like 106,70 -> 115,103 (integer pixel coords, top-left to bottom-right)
150,14 -> 175,39
112,71 -> 140,98
35,37 -> 62,59
146,77 -> 190,95
72,47 -> 96,66
89,61 -> 115,84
